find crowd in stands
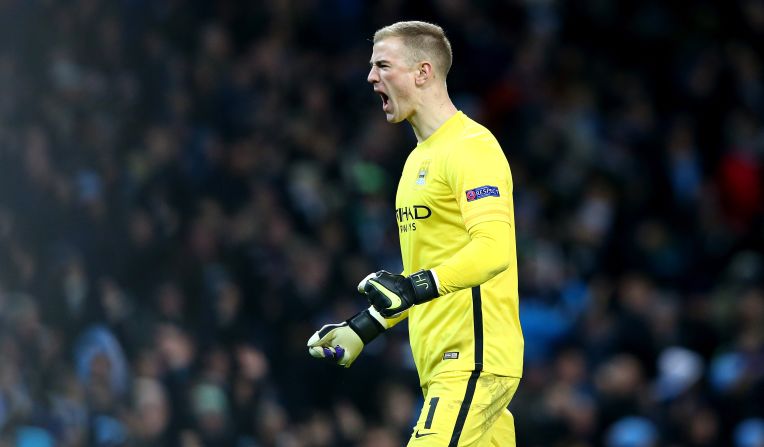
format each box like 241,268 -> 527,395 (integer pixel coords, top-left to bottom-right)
0,1 -> 763,446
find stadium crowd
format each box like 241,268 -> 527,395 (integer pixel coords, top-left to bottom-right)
0,0 -> 763,446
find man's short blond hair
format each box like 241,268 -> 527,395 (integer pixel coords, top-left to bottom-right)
374,21 -> 453,78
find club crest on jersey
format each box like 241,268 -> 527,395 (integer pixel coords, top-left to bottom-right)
416,160 -> 431,185
465,185 -> 500,202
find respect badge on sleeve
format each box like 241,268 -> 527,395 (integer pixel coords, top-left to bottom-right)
465,185 -> 500,202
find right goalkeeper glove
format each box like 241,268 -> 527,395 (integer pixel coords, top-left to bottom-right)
358,270 -> 439,318
307,306 -> 388,367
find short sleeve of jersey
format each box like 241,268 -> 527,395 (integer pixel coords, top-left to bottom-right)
444,136 -> 513,230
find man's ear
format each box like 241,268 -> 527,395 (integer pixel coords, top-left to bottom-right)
415,62 -> 433,86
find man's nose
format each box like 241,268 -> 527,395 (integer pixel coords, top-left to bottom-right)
367,67 -> 378,84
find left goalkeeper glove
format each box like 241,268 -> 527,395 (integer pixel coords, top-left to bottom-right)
358,270 -> 439,318
307,307 -> 387,367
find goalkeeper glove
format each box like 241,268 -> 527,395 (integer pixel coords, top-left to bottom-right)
307,307 -> 387,367
358,270 -> 439,318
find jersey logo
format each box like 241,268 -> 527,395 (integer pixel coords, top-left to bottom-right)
465,185 -> 500,202
443,352 -> 459,360
416,159 -> 431,185
414,430 -> 437,438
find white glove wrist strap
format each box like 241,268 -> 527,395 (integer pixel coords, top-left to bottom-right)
368,305 -> 390,330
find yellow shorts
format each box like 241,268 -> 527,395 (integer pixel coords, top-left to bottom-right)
407,370 -> 520,447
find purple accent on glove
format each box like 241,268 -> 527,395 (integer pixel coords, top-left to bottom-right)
321,346 -> 345,361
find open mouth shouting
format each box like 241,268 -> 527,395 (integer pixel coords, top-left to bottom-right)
375,89 -> 391,113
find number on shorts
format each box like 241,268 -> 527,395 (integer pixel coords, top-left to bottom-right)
424,397 -> 439,429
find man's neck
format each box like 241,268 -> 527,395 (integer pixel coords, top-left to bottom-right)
408,92 -> 458,143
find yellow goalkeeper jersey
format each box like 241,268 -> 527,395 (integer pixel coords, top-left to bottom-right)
395,111 -> 523,384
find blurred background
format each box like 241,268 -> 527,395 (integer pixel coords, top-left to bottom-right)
1,0 -> 763,446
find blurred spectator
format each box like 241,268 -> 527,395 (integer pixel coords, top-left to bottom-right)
736,418 -> 764,447
605,416 -> 657,447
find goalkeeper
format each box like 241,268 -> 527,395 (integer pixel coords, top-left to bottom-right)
308,21 -> 524,447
